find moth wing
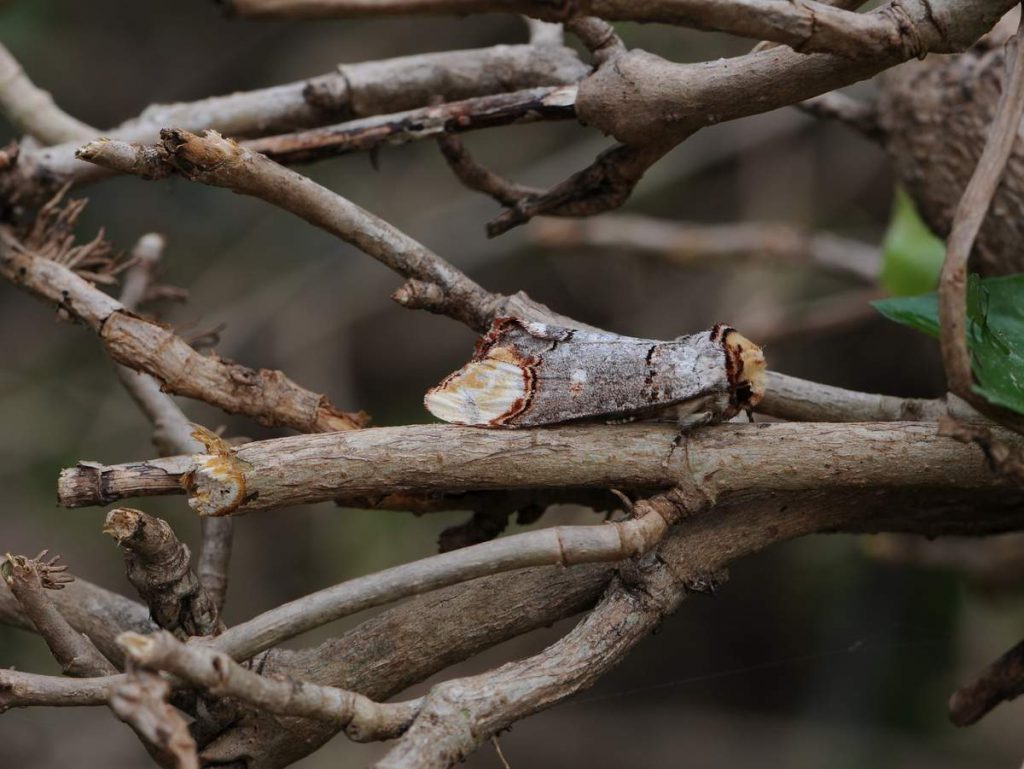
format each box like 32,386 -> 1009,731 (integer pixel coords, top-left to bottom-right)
424,347 -> 532,426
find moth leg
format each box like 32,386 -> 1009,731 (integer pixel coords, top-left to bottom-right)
661,410 -> 717,469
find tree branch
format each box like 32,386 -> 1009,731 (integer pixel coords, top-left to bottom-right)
77,129 -> 577,332
223,0 -> 974,60
531,215 -> 881,282
0,221 -> 367,433
119,630 -> 421,741
1,553 -> 117,676
0,43 -> 588,206
938,14 -> 1024,426
58,421 -> 1013,515
0,670 -> 120,710
0,43 -> 96,144
376,570 -> 689,769
108,670 -> 199,769
949,638 -> 1024,725
244,85 -> 577,164
103,508 -> 221,638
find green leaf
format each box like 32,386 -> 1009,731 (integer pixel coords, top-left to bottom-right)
873,274 -> 1024,415
879,188 -> 946,296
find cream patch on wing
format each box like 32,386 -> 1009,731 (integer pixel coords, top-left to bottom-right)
424,349 -> 530,426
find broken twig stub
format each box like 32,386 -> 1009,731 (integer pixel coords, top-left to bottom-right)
425,317 -> 765,427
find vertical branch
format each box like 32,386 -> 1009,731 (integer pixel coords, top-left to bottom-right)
108,670 -> 199,769
103,508 -> 221,638
938,18 -> 1024,417
114,234 -> 233,614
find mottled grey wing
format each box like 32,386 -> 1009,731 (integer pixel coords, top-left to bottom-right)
506,323 -> 728,426
424,317 -> 730,427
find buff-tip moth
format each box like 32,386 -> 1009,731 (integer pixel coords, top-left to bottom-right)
425,317 -> 766,428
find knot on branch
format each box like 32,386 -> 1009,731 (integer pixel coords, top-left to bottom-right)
182,425 -> 249,518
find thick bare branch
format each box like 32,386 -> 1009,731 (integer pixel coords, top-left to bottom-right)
119,631 -> 420,741
103,508 -> 221,638
1,553 -> 117,677
203,483 -> 1024,767
60,421 -> 1015,515
0,43 -> 96,144
532,215 -> 881,282
376,572 -> 688,768
0,226 -> 366,432
224,0 -> 975,60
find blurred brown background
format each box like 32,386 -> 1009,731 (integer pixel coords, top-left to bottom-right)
1,2 -> 1021,767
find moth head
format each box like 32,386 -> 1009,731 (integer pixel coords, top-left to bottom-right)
720,328 -> 766,413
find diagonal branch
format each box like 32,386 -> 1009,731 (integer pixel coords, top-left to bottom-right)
77,129 -> 578,332
949,638 -> 1024,726
0,221 -> 367,432
1,552 -> 117,676
0,43 -> 96,144
375,566 -> 694,769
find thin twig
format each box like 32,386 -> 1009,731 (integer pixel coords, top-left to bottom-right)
244,86 -> 577,164
949,638 -> 1024,726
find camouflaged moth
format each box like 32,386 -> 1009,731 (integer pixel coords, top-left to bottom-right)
425,317 -> 766,428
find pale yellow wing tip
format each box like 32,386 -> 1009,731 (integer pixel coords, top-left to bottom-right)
424,357 -> 530,426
